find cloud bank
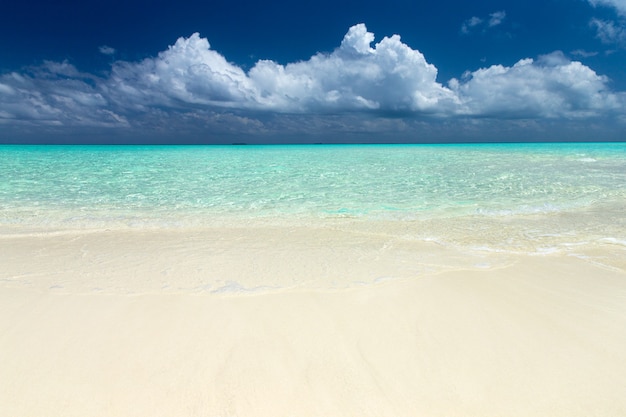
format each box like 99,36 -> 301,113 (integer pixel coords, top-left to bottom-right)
1,24 -> 624,140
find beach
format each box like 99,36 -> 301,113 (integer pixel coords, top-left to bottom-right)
1,144 -> 626,416
2,222 -> 626,417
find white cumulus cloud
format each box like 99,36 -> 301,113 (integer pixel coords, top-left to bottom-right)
449,51 -> 622,118
0,23 -> 624,134
107,33 -> 255,109
248,24 -> 459,113
105,24 -> 458,114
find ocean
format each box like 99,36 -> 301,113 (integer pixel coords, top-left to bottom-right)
1,143 -> 625,266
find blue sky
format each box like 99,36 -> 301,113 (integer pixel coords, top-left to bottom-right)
1,0 -> 625,143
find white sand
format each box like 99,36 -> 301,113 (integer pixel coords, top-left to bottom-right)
1,226 -> 626,416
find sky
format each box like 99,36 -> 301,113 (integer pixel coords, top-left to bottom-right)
1,0 -> 625,144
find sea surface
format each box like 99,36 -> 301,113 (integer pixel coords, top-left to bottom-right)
1,143 -> 625,263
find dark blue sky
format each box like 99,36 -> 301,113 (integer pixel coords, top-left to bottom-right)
1,0 -> 625,143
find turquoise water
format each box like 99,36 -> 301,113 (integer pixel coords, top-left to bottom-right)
1,143 -> 625,228
2,143 -> 625,263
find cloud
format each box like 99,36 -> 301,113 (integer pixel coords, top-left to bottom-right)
587,0 -> 626,48
0,23 -> 624,136
588,0 -> 626,15
0,63 -> 127,127
248,24 -> 459,113
590,18 -> 626,46
461,17 -> 483,34
106,24 -> 458,114
488,11 -> 506,27
99,45 -> 116,55
449,51 -> 622,118
571,49 -> 599,57
107,33 -> 255,110
461,11 -> 506,34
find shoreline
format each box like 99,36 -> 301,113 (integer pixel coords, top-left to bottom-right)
2,219 -> 625,293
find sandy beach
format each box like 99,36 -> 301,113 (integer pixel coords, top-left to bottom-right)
1,225 -> 626,417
